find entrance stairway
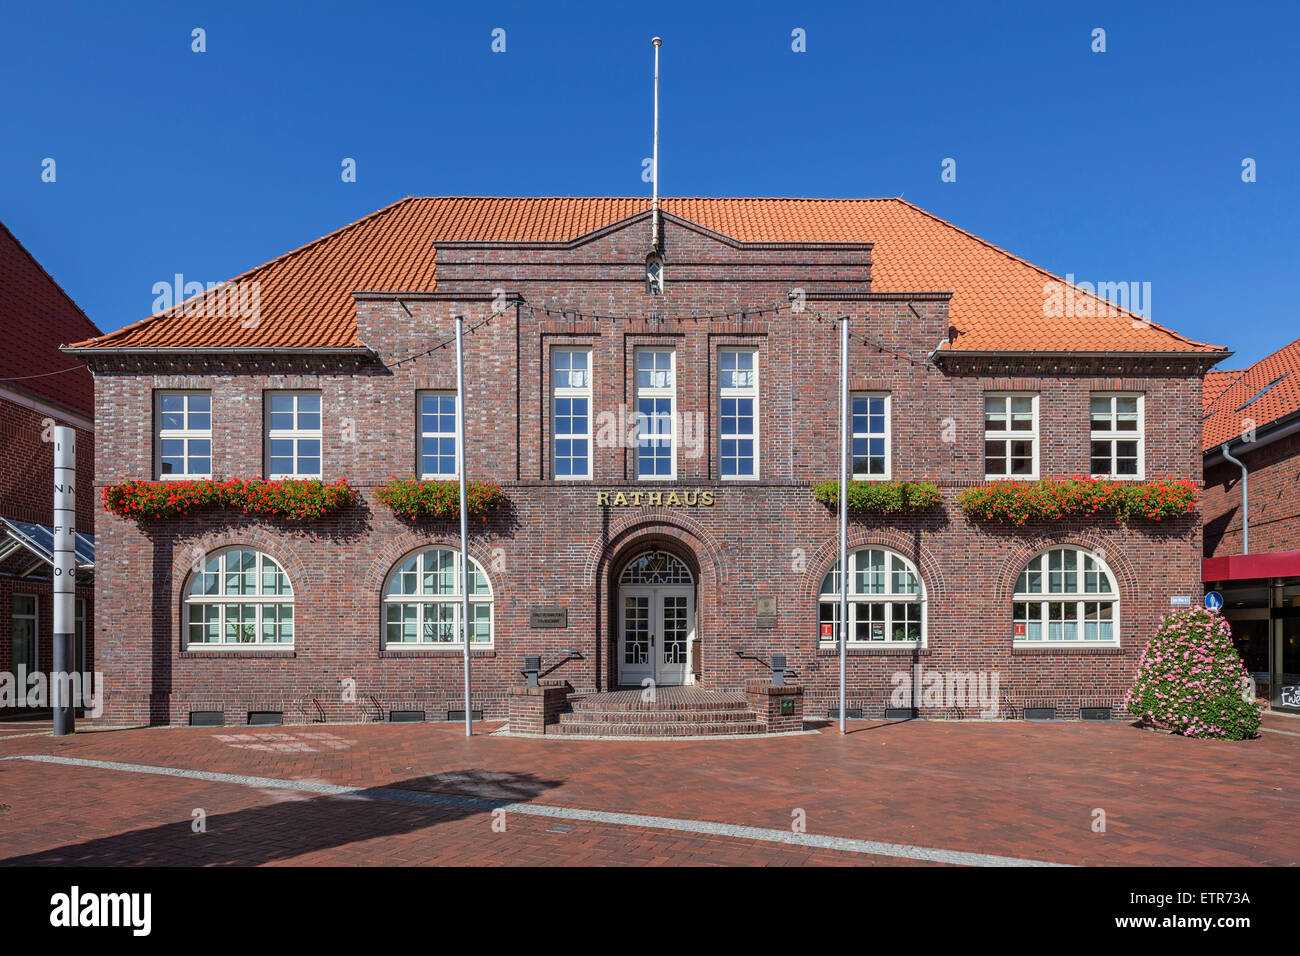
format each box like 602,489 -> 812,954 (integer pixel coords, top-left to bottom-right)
555,686 -> 764,736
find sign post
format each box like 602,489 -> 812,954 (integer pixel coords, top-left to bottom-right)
838,315 -> 849,735
52,426 -> 76,736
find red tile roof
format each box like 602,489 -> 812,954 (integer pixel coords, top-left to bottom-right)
1202,369 -> 1243,412
0,222 -> 102,416
1203,336 -> 1300,450
69,197 -> 1225,356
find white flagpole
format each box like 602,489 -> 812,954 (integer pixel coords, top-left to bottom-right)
53,426 -> 76,736
651,36 -> 661,248
838,316 -> 849,734
456,315 -> 473,737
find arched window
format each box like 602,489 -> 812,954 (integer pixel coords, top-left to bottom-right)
1013,546 -> 1118,645
383,548 -> 493,646
620,550 -> 693,585
186,547 -> 294,646
818,548 -> 925,645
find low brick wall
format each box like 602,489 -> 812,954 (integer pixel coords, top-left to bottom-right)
745,680 -> 804,734
507,681 -> 570,735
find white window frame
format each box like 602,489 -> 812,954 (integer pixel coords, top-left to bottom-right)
1012,546 -> 1120,648
184,547 -> 295,649
265,390 -> 322,480
984,392 -> 1039,479
382,548 -> 494,648
1089,392 -> 1144,479
552,348 -> 593,480
850,391 -> 891,480
417,390 -> 460,479
718,348 -> 759,480
12,593 -> 37,671
155,390 -> 212,479
635,348 -> 676,480
818,548 -> 926,647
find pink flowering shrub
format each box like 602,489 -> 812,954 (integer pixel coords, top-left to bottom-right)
1125,607 -> 1262,740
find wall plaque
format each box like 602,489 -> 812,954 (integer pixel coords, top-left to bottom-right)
756,596 -> 777,629
529,606 -> 568,628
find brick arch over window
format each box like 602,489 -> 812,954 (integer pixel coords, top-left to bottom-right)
170,530 -> 308,601
798,528 -> 944,605
991,532 -> 1139,604
582,511 -> 728,590
362,530 -> 499,597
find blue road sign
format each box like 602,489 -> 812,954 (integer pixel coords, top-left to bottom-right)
1205,591 -> 1224,611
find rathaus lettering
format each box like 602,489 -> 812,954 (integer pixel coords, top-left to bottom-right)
596,490 -> 715,507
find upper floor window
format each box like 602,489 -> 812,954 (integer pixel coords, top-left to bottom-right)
984,393 -> 1038,478
851,392 -> 890,479
185,547 -> 294,647
1013,546 -> 1119,646
1090,393 -> 1143,478
635,349 -> 675,479
818,548 -> 925,646
156,391 -> 211,479
719,349 -> 758,478
418,391 -> 459,479
265,391 -> 321,479
383,547 -> 493,647
553,349 -> 592,480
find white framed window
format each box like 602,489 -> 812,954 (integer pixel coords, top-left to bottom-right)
265,391 -> 322,479
185,548 -> 294,647
382,548 -> 493,647
553,348 -> 592,480
719,348 -> 758,479
155,391 -> 211,479
635,349 -> 675,479
818,548 -> 925,646
418,391 -> 459,479
1013,546 -> 1119,646
12,594 -> 37,672
1090,393 -> 1144,478
851,392 -> 890,479
984,392 -> 1038,478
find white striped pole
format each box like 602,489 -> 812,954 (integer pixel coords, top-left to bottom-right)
838,316 -> 849,734
455,316 -> 473,737
53,426 -> 76,735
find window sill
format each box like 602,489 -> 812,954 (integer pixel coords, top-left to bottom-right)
379,647 -> 496,658
817,644 -> 927,656
1088,475 -> 1145,481
181,648 -> 296,658
1012,643 -> 1122,654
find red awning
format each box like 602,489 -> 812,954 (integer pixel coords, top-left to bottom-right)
1203,549 -> 1300,583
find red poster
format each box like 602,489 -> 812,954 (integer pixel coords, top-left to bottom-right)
820,622 -> 834,639
1014,623 -> 1026,637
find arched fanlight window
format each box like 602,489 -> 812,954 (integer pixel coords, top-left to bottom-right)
186,547 -> 294,646
620,550 -> 693,585
818,548 -> 925,645
645,250 -> 664,294
1013,546 -> 1119,645
383,548 -> 493,646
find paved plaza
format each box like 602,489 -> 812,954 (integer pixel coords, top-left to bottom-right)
1,714 -> 1296,867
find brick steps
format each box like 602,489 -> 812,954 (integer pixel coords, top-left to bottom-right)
554,687 -> 765,737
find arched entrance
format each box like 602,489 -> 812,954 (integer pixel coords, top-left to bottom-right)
617,549 -> 696,686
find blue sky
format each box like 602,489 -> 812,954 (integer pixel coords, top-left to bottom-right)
2,0 -> 1296,366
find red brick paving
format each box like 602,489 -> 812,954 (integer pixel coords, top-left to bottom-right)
0,718 -> 1294,866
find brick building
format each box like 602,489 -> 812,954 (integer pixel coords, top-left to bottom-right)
67,197 -> 1226,728
0,221 -> 100,707
1201,335 -> 1300,709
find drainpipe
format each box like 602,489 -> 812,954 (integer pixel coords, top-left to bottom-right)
1220,442 -> 1249,554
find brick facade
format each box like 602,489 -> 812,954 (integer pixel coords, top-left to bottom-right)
84,213 -> 1213,726
1203,431 -> 1300,557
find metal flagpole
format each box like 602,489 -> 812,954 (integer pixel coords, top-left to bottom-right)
456,316 -> 473,738
52,426 -> 76,736
838,316 -> 849,735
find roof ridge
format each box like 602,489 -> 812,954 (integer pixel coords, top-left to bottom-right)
1202,334 -> 1300,420
72,196 -> 418,347
888,197 -> 1226,353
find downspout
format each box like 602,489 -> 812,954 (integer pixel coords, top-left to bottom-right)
1220,442 -> 1249,554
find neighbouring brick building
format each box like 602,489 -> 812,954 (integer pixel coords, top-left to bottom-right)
67,197 -> 1227,728
1201,336 -> 1300,709
0,221 -> 100,706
